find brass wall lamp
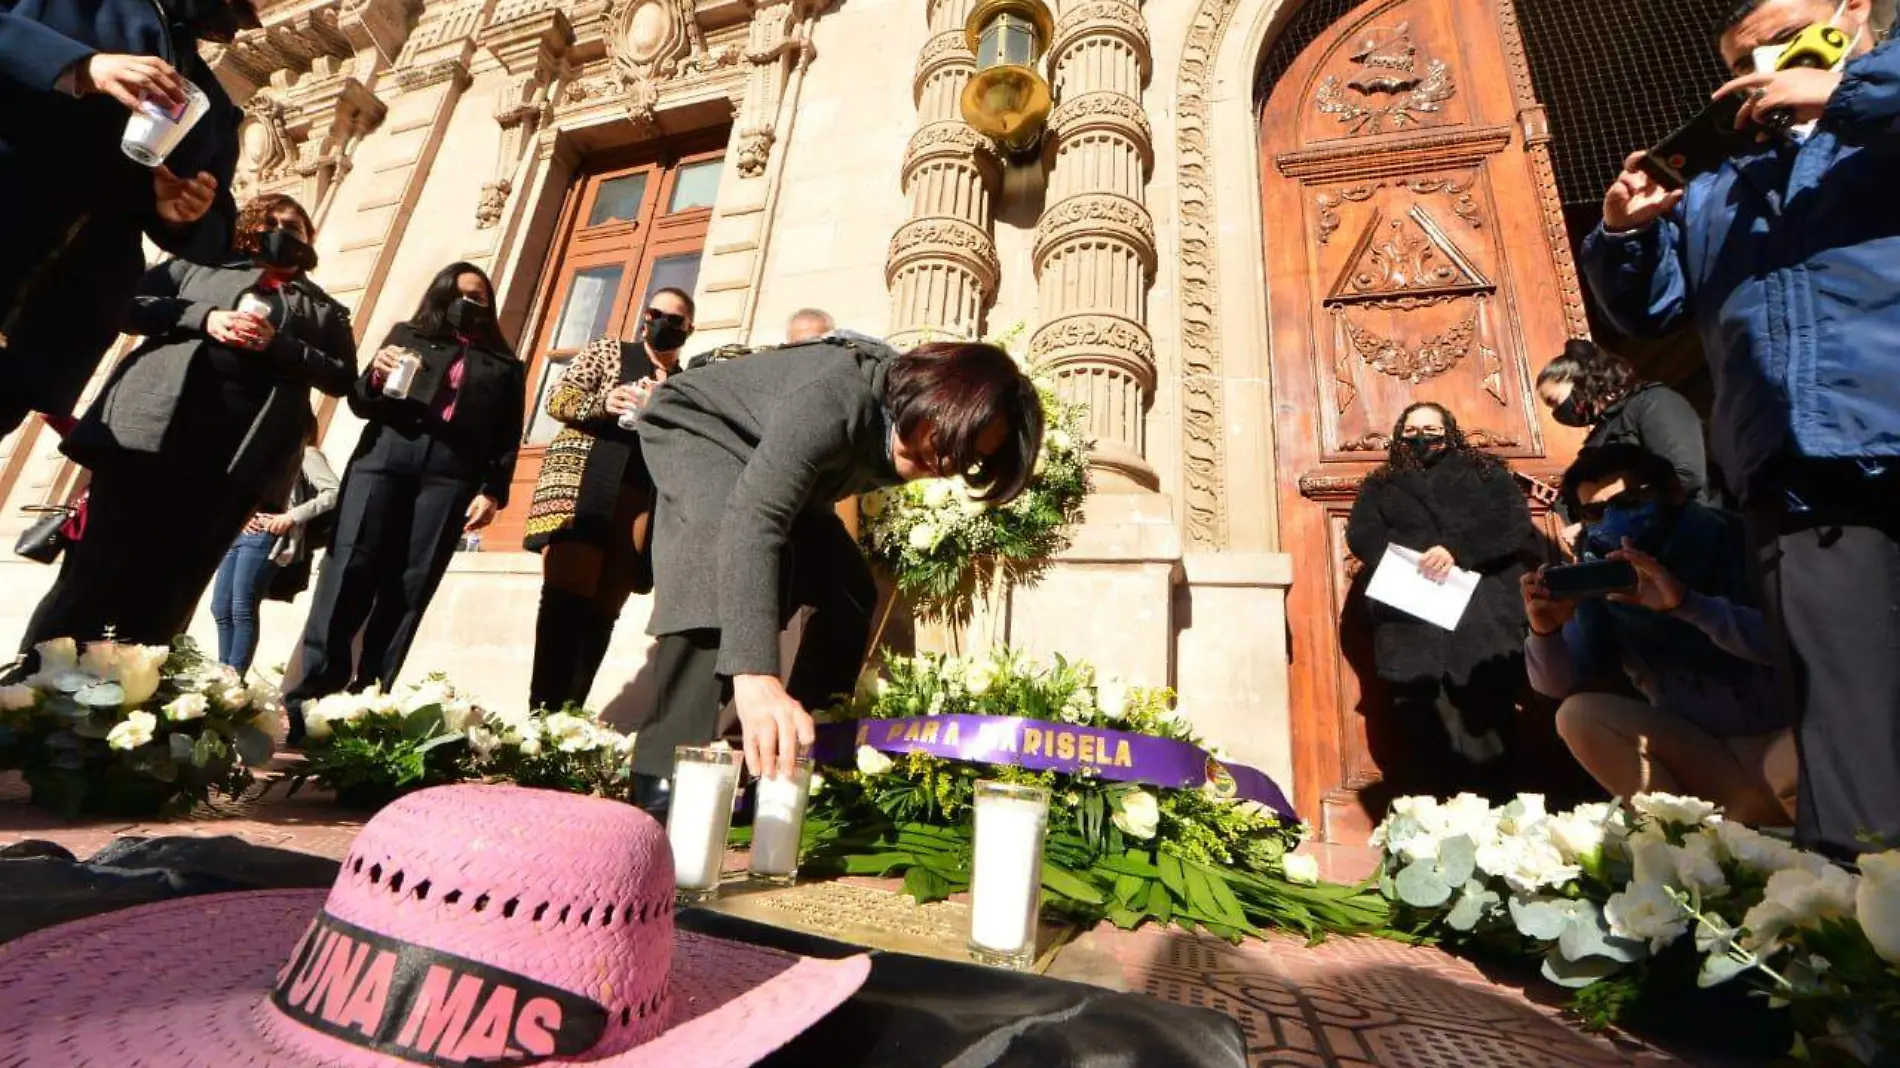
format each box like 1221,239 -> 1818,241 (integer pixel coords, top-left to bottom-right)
960,0 -> 1055,159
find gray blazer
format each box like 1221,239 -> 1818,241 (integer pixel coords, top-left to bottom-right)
62,258 -> 356,508
637,336 -> 903,677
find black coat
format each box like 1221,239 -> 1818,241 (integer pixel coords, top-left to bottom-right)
1346,452 -> 1537,685
1582,382 -> 1713,505
347,321 -> 526,506
0,0 -> 240,417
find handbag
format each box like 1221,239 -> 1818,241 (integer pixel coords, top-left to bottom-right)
15,504 -> 73,564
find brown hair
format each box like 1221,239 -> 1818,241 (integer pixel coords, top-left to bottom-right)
885,341 -> 1045,504
233,193 -> 315,258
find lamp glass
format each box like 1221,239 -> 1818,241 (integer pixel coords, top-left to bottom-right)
977,12 -> 1039,69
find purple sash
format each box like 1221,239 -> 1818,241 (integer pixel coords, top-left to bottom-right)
813,715 -> 1295,823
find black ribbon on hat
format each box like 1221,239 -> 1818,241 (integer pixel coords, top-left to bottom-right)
270,910 -> 612,1066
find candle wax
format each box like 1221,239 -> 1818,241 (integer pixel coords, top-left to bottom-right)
749,774 -> 808,876
970,796 -> 1046,953
667,760 -> 736,890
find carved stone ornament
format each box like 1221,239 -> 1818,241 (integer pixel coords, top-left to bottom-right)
232,78 -> 386,210
1047,91 -> 1154,153
1314,22 -> 1455,136
736,126 -> 776,178
1335,426 -> 1521,453
902,121 -> 998,188
571,0 -> 738,130
1325,204 -> 1491,307
885,218 -> 1001,292
474,10 -> 572,227
1029,313 -> 1157,390
1317,175 -> 1479,244
1049,0 -> 1153,86
1032,192 -> 1157,277
1338,305 -> 1478,384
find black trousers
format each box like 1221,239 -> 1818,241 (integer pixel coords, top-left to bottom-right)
22,456 -> 255,649
632,511 -> 875,777
288,433 -> 479,705
1748,468 -> 1900,861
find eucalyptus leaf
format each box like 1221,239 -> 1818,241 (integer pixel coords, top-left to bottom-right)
1445,882 -> 1501,932
1437,835 -> 1478,886
1697,949 -> 1752,988
1394,860 -> 1454,909
1556,902 -> 1645,964
1509,895 -> 1576,942
74,682 -> 125,709
170,733 -> 194,764
191,731 -> 215,768
232,724 -> 274,768
70,716 -> 114,740
1540,950 -> 1626,988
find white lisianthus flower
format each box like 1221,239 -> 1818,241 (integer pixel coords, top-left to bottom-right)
1477,831 -> 1580,894
1711,821 -> 1831,877
855,745 -> 894,776
34,637 -> 79,675
544,712 -> 595,753
402,680 -> 454,715
304,711 -> 334,741
466,725 -> 501,759
517,733 -> 543,756
1282,853 -> 1321,886
106,710 -> 158,751
0,684 -> 36,712
1741,864 -> 1860,954
440,699 -> 481,734
1672,832 -> 1729,897
1632,791 -> 1721,829
247,680 -> 282,714
1499,793 -> 1550,834
1095,679 -> 1130,722
163,693 -> 209,723
1109,788 -> 1160,840
118,645 -> 170,706
1547,802 -> 1626,864
1854,851 -> 1900,965
1605,880 -> 1691,951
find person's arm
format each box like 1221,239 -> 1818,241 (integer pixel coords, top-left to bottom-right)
285,446 -> 341,526
545,337 -> 620,432
1579,211 -> 1693,342
1632,388 -> 1710,502
0,13 -> 97,94
348,326 -> 411,423
713,379 -> 860,679
1671,592 -> 1773,665
145,61 -> 237,261
121,258 -> 213,338
1826,38 -> 1900,132
1525,620 -> 1589,700
263,298 -> 355,397
1344,483 -> 1390,566
481,360 -> 527,509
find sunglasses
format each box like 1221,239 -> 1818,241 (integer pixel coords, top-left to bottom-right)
1576,487 -> 1653,525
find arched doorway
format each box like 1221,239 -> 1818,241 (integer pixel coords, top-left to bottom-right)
1256,0 -> 1580,842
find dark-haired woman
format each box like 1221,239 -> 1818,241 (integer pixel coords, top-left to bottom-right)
23,193 -> 354,650
284,263 -> 525,739
632,336 -> 1044,803
1345,402 -> 1538,799
1538,339 -> 1711,506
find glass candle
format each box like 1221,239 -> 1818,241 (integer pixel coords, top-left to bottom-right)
666,745 -> 743,904
747,758 -> 812,884
967,780 -> 1051,969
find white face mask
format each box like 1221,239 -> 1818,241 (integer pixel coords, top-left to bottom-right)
1752,0 -> 1860,74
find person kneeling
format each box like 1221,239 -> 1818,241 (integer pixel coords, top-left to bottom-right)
1523,445 -> 1795,825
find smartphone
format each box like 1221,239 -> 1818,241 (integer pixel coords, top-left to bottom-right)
1541,559 -> 1639,600
1636,93 -> 1748,190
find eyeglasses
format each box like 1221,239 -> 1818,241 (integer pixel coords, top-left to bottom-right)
1398,430 -> 1446,440
644,308 -> 686,327
1576,487 -> 1653,524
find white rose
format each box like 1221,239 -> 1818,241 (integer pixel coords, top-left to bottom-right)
1477,828 -> 1579,894
440,700 -> 481,734
518,734 -> 543,756
1632,791 -> 1720,829
1742,864 -> 1860,954
116,645 -> 169,706
1605,880 -> 1690,952
1282,853 -> 1321,886
808,772 -> 827,798
855,745 -> 894,776
1110,788 -> 1160,840
1672,833 -> 1729,898
77,640 -> 121,680
307,692 -> 357,728
247,680 -> 283,715
1547,803 -> 1624,863
163,693 -> 209,723
1854,851 -> 1900,965
1711,822 -> 1829,876
106,710 -> 158,751
964,659 -> 997,696
34,638 -> 79,675
0,684 -> 36,712
907,522 -> 941,552
402,681 -> 452,715
304,711 -> 334,741
1096,679 -> 1130,722
1500,793 -> 1549,834
466,725 -> 501,759
544,712 -> 595,753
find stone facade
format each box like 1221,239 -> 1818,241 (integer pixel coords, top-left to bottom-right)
0,0 -> 1303,810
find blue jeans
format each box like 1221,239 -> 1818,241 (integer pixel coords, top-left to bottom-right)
211,531 -> 279,673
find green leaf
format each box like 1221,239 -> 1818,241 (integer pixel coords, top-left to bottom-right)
1445,882 -> 1500,932
1094,850 -> 1161,879
1145,880 -> 1173,925
1157,852 -> 1188,900
1113,874 -> 1146,906
231,724 -> 274,768
75,683 -> 126,709
1106,904 -> 1143,930
1508,895 -> 1575,941
416,732 -> 466,754
840,852 -> 915,876
1697,949 -> 1752,988
1041,862 -> 1106,905
1557,905 -> 1646,965
903,865 -> 952,903
1540,950 -> 1627,989
1193,863 -> 1251,929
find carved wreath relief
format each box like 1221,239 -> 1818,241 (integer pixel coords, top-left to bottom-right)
1314,22 -> 1455,135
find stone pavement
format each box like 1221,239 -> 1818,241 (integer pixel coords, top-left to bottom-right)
0,773 -> 1715,1068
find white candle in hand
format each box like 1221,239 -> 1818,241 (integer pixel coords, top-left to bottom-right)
970,795 -> 1047,954
749,772 -> 809,878
667,758 -> 737,891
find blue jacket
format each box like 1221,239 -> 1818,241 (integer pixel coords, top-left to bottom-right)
0,0 -> 239,417
1580,40 -> 1900,502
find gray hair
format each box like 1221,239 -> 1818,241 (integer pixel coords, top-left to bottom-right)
789,308 -> 835,332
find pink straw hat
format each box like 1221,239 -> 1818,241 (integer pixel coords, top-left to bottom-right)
0,784 -> 870,1066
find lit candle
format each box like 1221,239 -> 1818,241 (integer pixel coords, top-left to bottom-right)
968,781 -> 1051,969
666,746 -> 742,902
748,759 -> 812,884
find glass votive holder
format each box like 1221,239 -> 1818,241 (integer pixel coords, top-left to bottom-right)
666,745 -> 743,905
748,757 -> 813,885
967,780 -> 1051,970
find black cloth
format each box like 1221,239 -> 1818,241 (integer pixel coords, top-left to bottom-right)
1344,452 -> 1538,685
634,510 -> 875,776
0,839 -> 1250,1068
0,0 -> 240,430
287,430 -> 481,703
348,321 -> 525,506
528,587 -> 618,713
1581,382 -> 1712,507
1748,461 -> 1900,861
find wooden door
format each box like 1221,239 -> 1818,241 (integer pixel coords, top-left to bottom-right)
1260,0 -> 1580,841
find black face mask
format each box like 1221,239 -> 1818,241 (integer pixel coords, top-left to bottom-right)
172,0 -> 252,43
1551,395 -> 1593,428
254,228 -> 316,272
644,313 -> 690,354
1400,436 -> 1447,464
445,297 -> 492,337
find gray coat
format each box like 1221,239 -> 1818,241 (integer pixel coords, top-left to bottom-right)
637,336 -> 903,677
62,258 -> 356,509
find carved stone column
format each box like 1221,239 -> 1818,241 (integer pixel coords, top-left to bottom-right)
1033,0 -> 1157,491
475,9 -> 573,228
885,0 -> 1001,351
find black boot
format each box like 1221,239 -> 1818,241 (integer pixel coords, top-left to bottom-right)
569,607 -> 619,709
529,588 -> 592,712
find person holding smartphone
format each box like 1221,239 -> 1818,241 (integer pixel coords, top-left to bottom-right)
1523,445 -> 1793,825
1579,0 -> 1899,858
521,287 -> 694,712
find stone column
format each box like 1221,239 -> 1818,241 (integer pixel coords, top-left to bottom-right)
1034,0 -> 1157,491
885,0 -> 1001,351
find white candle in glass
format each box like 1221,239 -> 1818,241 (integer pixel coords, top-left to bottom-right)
968,782 -> 1050,967
666,747 -> 740,898
748,760 -> 811,883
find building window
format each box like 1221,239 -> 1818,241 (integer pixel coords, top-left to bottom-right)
492,143 -> 723,546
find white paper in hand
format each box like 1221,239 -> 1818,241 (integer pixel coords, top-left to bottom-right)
1364,545 -> 1480,631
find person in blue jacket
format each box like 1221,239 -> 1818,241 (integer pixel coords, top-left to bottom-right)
1578,0 -> 1899,859
0,0 -> 255,436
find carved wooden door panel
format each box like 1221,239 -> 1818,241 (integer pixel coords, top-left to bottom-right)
1260,0 -> 1581,841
